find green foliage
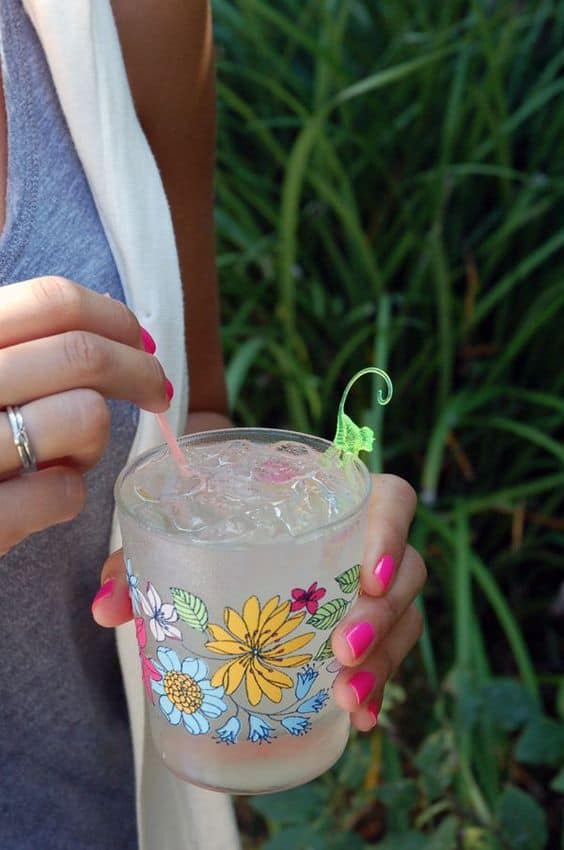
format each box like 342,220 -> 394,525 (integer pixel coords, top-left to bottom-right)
249,783 -> 330,827
424,817 -> 459,850
480,678 -> 539,731
497,787 -> 548,850
515,716 -> 564,767
550,767 -> 564,794
213,0 -> 564,848
414,730 -> 458,802
375,835 -> 427,850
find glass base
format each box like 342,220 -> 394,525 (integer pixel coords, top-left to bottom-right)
156,710 -> 350,795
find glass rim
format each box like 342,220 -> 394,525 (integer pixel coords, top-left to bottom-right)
114,427 -> 373,548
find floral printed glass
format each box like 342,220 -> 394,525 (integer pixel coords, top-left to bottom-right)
115,428 -> 372,794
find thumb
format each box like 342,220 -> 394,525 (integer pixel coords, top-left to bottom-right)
92,548 -> 133,627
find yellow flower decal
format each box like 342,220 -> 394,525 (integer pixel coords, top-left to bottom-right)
206,595 -> 315,706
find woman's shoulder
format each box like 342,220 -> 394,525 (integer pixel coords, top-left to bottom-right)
110,0 -> 212,131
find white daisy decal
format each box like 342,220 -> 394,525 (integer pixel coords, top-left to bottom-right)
140,582 -> 182,642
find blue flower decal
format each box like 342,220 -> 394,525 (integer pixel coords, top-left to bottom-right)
126,558 -> 142,615
281,715 -> 312,736
297,689 -> 330,714
216,716 -> 241,745
248,714 -> 275,743
295,665 -> 319,700
151,647 -> 227,735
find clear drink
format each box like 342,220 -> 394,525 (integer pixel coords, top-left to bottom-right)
115,428 -> 371,794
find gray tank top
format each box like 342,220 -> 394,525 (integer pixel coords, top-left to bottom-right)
0,1 -> 138,847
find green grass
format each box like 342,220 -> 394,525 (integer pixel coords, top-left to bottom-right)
213,2 -> 564,847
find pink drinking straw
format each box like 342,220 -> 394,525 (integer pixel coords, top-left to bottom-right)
155,412 -> 190,473
121,303 -> 190,474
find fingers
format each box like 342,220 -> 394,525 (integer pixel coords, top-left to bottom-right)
332,545 -> 427,667
0,466 -> 85,555
332,603 -> 423,727
360,474 -> 417,596
332,527 -> 427,733
92,549 -> 133,627
0,390 -> 111,477
0,331 -> 171,412
0,277 -> 143,350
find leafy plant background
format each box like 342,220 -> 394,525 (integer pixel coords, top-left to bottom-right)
213,1 -> 564,848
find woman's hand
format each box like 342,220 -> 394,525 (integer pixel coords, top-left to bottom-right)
331,474 -> 426,730
95,473 -> 426,734
0,276 -> 172,556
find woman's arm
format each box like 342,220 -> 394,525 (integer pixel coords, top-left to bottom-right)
112,0 -> 229,425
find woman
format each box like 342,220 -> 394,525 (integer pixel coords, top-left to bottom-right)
0,1 -> 426,848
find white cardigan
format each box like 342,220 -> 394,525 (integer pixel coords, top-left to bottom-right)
22,2 -> 240,848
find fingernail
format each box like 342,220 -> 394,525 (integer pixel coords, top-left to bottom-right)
91,578 -> 115,610
367,700 -> 379,725
349,671 -> 375,705
373,554 -> 395,591
140,327 -> 157,354
165,378 -> 174,401
344,621 -> 376,659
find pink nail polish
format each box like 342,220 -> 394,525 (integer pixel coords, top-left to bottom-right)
344,621 -> 375,659
367,700 -> 379,725
373,554 -> 395,591
140,327 -> 157,354
91,578 -> 115,609
349,671 -> 375,705
165,378 -> 174,401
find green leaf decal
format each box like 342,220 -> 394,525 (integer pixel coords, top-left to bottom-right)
170,588 -> 208,631
314,637 -> 334,661
307,598 -> 348,629
335,564 -> 361,595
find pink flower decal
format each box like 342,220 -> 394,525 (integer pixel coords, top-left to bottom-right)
135,617 -> 162,704
135,617 -> 147,650
290,582 -> 326,615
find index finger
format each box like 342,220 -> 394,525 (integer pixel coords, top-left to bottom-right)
0,277 -> 142,350
360,474 -> 417,597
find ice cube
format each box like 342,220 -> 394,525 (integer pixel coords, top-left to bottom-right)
161,474 -> 205,500
273,441 -> 310,457
134,485 -> 161,503
246,504 -> 299,540
218,439 -> 255,464
192,510 -> 257,542
169,495 -> 216,534
210,466 -> 263,503
253,457 -> 299,484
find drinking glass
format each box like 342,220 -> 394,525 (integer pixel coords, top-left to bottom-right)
115,428 -> 372,794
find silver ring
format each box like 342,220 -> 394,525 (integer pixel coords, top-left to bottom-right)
6,405 -> 38,473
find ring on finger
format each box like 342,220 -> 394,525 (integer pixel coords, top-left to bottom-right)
6,405 -> 38,474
